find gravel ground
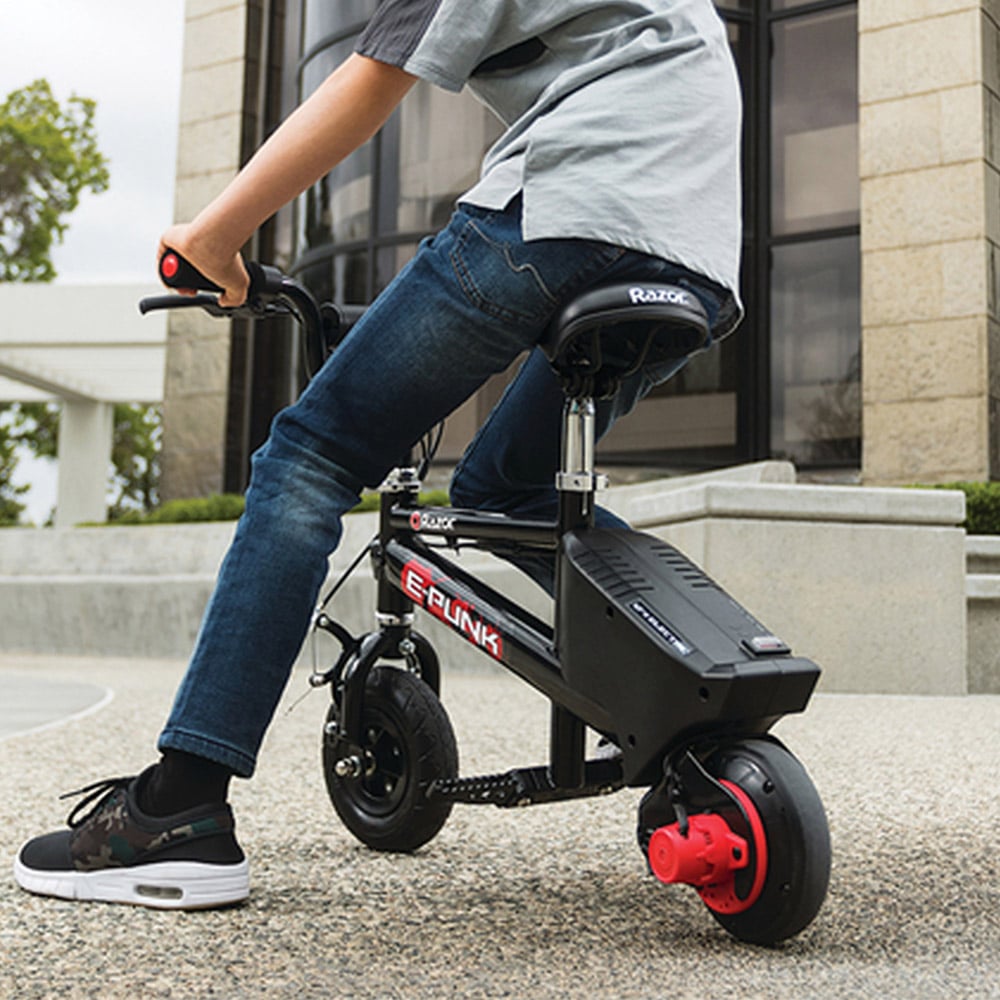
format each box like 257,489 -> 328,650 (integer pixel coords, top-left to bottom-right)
0,654 -> 997,1000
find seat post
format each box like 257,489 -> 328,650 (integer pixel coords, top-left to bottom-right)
556,395 -> 606,531
561,397 -> 596,482
551,394 -> 601,789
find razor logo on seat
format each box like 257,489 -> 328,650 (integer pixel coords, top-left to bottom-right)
628,287 -> 693,307
401,560 -> 504,659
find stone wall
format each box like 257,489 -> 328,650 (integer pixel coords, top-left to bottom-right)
160,1 -> 250,500
0,467 -> 972,695
860,0 -> 1000,483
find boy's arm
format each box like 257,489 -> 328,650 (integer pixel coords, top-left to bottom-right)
159,54 -> 417,305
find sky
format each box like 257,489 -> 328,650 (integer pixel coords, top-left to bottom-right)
1,0 -> 186,520
1,0 -> 186,282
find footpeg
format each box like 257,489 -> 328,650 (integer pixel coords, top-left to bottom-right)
429,759 -> 624,808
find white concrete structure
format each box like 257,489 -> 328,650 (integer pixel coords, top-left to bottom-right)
0,283 -> 167,526
606,478 -> 968,695
0,464 -> 975,695
964,535 -> 1000,693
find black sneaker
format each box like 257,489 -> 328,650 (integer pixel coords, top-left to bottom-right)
13,767 -> 249,909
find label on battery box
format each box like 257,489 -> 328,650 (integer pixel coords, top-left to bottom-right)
629,600 -> 692,656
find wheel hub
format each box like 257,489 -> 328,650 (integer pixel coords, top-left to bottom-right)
647,778 -> 768,915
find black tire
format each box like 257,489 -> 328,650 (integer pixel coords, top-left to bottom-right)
703,738 -> 830,945
323,665 -> 457,852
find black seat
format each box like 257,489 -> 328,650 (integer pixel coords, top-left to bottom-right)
540,282 -> 711,398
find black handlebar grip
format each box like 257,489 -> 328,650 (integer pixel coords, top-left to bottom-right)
159,249 -> 225,294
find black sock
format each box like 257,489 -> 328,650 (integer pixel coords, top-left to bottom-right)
139,749 -> 233,817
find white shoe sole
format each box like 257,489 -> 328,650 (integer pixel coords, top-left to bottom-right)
13,856 -> 250,910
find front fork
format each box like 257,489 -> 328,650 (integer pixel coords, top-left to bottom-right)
317,391 -> 606,794
311,468 -> 428,765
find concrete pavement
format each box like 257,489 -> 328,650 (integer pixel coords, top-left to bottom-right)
0,654 -> 997,999
0,667 -> 111,742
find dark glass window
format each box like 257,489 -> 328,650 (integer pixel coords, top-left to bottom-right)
301,0 -> 373,52
606,2 -> 860,470
392,82 -> 504,234
258,0 -> 860,481
767,3 -> 860,466
299,39 -> 373,251
771,236 -> 861,464
771,8 -> 859,237
711,0 -> 860,471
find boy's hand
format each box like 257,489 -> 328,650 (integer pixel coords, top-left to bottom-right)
157,224 -> 250,307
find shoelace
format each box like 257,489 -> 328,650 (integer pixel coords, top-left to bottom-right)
59,776 -> 134,829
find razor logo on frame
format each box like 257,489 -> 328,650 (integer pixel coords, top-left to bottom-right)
401,560 -> 504,659
409,511 -> 457,533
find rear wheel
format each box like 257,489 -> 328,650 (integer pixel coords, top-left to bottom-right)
323,665 -> 457,853
702,738 -> 830,944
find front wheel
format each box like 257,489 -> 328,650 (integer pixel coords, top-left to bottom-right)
701,738 -> 830,945
323,665 -> 458,853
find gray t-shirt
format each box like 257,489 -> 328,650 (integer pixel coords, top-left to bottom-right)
357,0 -> 742,332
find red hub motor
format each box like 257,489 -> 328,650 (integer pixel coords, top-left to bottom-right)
647,779 -> 768,914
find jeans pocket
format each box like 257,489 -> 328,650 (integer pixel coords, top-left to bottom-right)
450,217 -> 560,326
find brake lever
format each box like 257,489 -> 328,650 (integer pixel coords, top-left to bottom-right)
139,293 -> 223,316
138,293 -> 290,321
145,250 -> 325,376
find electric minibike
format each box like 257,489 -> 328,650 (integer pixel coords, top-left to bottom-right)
144,252 -> 831,946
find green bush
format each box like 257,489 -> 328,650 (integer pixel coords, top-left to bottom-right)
113,493 -> 246,524
927,482 -> 1000,535
109,488 -> 454,525
349,488 -> 451,513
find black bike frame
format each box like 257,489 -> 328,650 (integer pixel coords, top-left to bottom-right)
337,471 -> 613,791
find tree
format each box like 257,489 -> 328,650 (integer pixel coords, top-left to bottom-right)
109,404 -> 162,519
0,419 -> 29,524
0,79 -> 115,524
0,78 -> 110,281
0,403 -> 59,525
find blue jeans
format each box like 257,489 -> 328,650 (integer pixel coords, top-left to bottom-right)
158,199 -> 726,776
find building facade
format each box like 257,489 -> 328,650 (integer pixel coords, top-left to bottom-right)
160,0 -> 1000,500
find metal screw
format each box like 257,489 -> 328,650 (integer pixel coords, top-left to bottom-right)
334,755 -> 363,778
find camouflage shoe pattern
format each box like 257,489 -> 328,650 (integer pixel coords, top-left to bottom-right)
13,766 -> 249,909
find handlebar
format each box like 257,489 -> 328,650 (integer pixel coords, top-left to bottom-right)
144,250 -> 446,476
159,250 -> 225,293
140,249 -> 361,378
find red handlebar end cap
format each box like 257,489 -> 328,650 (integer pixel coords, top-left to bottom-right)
161,253 -> 179,280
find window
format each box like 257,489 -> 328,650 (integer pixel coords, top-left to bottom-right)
265,0 -> 860,475
768,3 -> 860,465
609,2 -> 860,469
715,0 -> 860,469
